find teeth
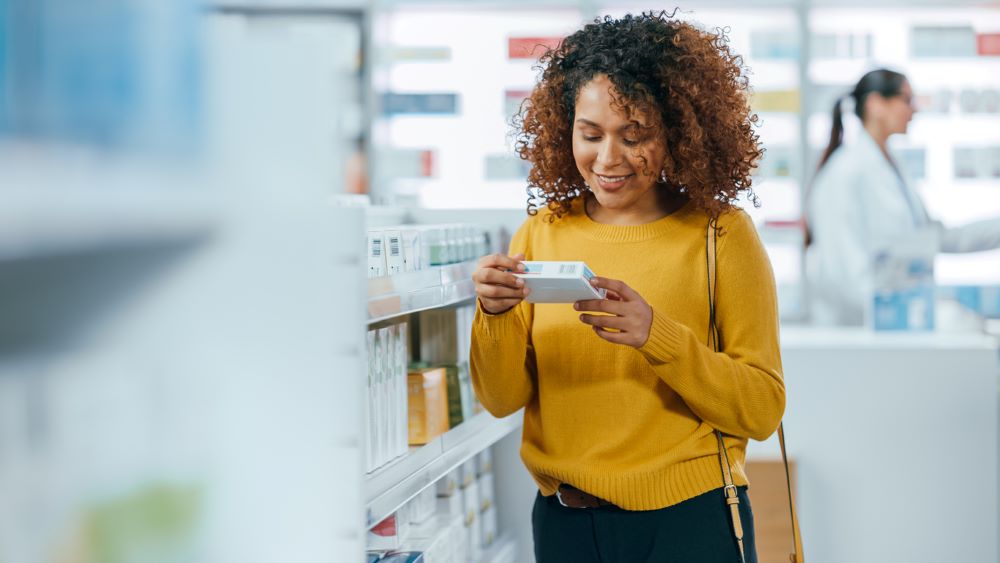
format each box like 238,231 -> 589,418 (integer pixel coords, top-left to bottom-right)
598,175 -> 630,182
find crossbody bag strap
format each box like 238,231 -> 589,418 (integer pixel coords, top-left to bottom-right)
706,220 -> 746,562
706,219 -> 804,563
779,423 -> 805,562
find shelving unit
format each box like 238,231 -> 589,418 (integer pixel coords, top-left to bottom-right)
0,187 -> 218,262
365,410 -> 522,529
368,260 -> 477,324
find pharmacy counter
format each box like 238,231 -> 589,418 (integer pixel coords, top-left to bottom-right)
494,327 -> 999,563
749,327 -> 999,563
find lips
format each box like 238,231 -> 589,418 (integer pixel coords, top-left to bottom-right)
594,173 -> 634,190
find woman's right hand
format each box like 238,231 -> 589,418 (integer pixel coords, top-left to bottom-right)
473,252 -> 530,315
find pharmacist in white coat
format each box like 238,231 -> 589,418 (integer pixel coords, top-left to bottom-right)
807,69 -> 1000,325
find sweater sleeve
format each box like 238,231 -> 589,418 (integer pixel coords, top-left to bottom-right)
637,212 -> 785,441
468,219 -> 536,418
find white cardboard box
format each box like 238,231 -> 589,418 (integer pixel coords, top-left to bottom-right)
368,231 -> 387,278
514,261 -> 606,303
385,230 -> 404,275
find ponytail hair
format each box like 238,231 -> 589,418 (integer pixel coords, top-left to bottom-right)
816,96 -> 846,171
806,68 -> 907,246
815,68 -> 907,172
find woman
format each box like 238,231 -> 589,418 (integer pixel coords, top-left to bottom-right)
469,13 -> 784,562
807,69 -> 1000,326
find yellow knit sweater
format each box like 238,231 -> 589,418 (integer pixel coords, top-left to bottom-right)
470,197 -> 785,511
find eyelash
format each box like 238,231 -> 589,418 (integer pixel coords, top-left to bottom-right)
583,135 -> 640,147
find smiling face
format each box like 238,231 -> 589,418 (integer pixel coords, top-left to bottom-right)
572,75 -> 667,223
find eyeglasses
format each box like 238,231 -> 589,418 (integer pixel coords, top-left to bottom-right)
895,94 -> 917,110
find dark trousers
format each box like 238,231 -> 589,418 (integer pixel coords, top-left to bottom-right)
532,486 -> 757,563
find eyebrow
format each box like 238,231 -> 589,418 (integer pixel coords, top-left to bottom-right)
575,118 -> 643,132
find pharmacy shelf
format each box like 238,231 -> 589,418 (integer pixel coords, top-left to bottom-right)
368,260 -> 478,324
365,409 -> 522,529
0,187 -> 218,262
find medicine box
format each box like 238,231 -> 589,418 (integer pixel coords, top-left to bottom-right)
514,261 -> 606,303
407,367 -> 449,445
368,232 -> 387,278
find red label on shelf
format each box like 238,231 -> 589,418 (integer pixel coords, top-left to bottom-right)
371,514 -> 397,537
508,36 -> 563,59
978,33 -> 1000,55
420,150 -> 434,177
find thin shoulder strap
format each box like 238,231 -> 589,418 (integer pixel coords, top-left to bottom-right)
707,219 -> 745,562
706,219 -> 804,563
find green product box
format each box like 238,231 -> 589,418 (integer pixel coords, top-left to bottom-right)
438,364 -> 464,429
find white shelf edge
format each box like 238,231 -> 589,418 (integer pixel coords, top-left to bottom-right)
368,261 -> 478,324
365,410 -> 522,529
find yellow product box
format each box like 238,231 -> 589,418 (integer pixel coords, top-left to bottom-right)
407,367 -> 449,445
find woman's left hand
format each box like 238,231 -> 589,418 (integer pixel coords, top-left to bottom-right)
574,277 -> 653,348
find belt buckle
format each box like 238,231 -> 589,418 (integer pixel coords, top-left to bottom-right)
556,488 -> 572,508
557,486 -> 587,509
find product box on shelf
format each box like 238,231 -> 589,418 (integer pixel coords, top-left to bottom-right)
397,513 -> 466,563
410,360 -> 464,430
385,230 -> 404,275
461,476 -> 480,527
369,232 -> 387,278
401,228 -> 424,272
437,491 -> 463,518
441,364 -> 464,428
377,326 -> 391,467
407,367 -> 449,445
394,322 -> 409,459
481,506 -> 498,548
476,448 -> 493,476
396,501 -> 412,541
459,459 -> 477,489
366,330 -> 378,473
466,502 -> 483,562
410,486 -> 438,525
478,472 -> 495,513
437,468 -> 460,497
446,512 -> 469,563
418,309 -> 459,365
378,551 -> 424,563
514,261 -> 607,303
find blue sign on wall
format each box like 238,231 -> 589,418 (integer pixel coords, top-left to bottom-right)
381,93 -> 459,116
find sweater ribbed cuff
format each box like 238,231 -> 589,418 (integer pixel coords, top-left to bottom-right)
475,298 -> 523,341
638,309 -> 684,365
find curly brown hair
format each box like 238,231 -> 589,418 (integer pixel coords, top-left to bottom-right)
514,11 -> 763,220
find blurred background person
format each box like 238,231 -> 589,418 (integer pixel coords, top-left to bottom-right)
806,68 -> 1000,326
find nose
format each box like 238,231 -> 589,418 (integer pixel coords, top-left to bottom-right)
596,138 -> 624,169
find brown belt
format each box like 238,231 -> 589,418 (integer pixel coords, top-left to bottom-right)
556,484 -> 616,509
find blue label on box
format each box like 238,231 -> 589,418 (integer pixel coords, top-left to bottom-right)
583,265 -> 595,281
873,287 -> 935,331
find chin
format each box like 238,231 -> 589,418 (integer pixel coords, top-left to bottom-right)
591,190 -> 629,209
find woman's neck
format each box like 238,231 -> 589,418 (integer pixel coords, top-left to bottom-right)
585,188 -> 686,226
864,121 -> 891,157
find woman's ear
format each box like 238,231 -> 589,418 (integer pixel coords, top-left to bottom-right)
660,150 -> 676,181
865,92 -> 888,119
